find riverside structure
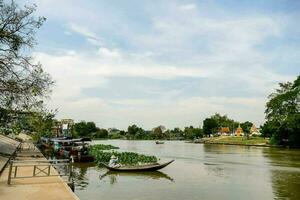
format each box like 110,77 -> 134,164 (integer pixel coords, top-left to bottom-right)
0,134 -> 79,200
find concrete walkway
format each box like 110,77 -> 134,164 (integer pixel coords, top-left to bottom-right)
0,142 -> 79,200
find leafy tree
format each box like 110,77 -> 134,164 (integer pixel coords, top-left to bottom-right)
0,0 -> 53,111
86,121 -> 97,134
153,126 -> 164,139
211,113 -> 238,129
167,127 -> 183,139
240,121 -> 253,139
203,118 -> 218,137
26,109 -> 56,140
127,124 -> 141,135
73,121 -> 87,137
262,76 -> 300,147
74,121 -> 101,137
127,124 -> 145,139
184,126 -> 203,139
93,129 -> 108,139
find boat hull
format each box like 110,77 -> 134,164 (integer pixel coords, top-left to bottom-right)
101,160 -> 174,172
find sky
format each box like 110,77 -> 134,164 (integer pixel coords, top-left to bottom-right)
17,0 -> 300,130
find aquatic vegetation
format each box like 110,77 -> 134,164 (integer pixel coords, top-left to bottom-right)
88,144 -> 119,153
88,144 -> 157,165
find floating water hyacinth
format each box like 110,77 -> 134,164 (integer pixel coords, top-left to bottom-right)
88,144 -> 157,165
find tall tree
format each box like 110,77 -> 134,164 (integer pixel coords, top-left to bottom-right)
240,121 -> 253,139
262,76 -> 300,147
0,0 -> 53,111
203,118 -> 218,137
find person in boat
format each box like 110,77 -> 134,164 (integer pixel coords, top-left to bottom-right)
108,155 -> 121,168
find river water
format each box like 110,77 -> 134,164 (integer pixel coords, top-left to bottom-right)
73,140 -> 300,200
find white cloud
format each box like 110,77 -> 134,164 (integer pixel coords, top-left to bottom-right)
27,0 -> 298,129
97,47 -> 122,60
68,23 -> 103,46
35,51 -> 212,79
179,4 -> 196,11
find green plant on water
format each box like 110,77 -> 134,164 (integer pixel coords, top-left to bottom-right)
88,144 -> 119,154
88,144 -> 157,165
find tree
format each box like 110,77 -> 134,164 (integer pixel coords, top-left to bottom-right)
73,121 -> 100,137
240,121 -> 253,139
153,126 -> 163,139
127,124 -> 141,135
211,113 -> 238,129
203,118 -> 218,137
184,126 -> 203,140
93,129 -> 108,139
26,109 -> 56,140
262,76 -> 300,147
86,122 -> 97,134
73,121 -> 89,137
0,0 -> 53,111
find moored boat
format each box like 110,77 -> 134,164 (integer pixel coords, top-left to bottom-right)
101,160 -> 174,171
155,141 -> 164,144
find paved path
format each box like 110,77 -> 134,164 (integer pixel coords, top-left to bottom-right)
0,142 -> 79,200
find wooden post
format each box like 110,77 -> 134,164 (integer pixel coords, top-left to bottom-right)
48,165 -> 51,176
68,163 -> 72,182
33,165 -> 36,176
14,166 -> 18,178
7,161 -> 13,184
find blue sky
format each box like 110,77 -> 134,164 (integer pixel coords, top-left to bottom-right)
18,0 -> 300,129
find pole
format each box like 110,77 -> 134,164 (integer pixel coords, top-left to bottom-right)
7,161 -> 13,184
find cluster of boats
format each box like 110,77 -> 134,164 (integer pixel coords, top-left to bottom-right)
38,137 -> 174,171
38,137 -> 95,162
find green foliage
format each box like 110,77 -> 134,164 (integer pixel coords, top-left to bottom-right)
153,126 -> 164,139
28,110 -> 56,140
93,129 -> 108,139
74,121 -> 98,137
184,126 -> 203,139
88,144 -> 157,165
109,133 -> 123,139
262,76 -> 300,147
88,144 -> 119,153
203,113 -> 240,136
203,118 -> 218,136
211,113 -> 238,128
0,0 -> 53,110
240,121 -> 253,135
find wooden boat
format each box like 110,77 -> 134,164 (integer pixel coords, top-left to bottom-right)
101,160 -> 174,172
155,141 -> 164,144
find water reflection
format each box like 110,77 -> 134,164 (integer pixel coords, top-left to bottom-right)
72,163 -> 95,190
73,140 -> 300,200
99,170 -> 174,184
263,148 -> 300,200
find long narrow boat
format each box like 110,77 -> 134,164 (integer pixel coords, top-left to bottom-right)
101,160 -> 174,172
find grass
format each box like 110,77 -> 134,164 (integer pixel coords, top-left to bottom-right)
205,136 -> 270,146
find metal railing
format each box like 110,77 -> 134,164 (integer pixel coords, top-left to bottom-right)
7,159 -> 72,184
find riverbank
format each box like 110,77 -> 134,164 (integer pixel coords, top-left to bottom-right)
0,139 -> 79,200
199,136 -> 271,147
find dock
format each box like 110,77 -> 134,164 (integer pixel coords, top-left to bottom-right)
0,135 -> 79,200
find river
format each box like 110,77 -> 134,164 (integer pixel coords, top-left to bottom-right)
72,140 -> 300,200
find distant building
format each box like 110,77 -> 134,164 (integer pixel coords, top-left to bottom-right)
108,128 -> 120,134
51,120 -> 62,137
250,124 -> 261,136
52,119 -> 74,137
219,127 -> 230,136
235,125 -> 243,137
